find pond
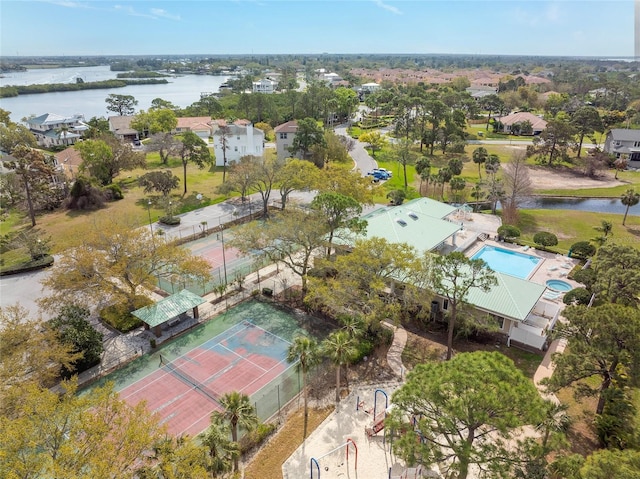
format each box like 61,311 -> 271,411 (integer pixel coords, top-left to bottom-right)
500,197 -> 639,215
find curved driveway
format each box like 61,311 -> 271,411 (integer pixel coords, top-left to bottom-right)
335,126 -> 377,176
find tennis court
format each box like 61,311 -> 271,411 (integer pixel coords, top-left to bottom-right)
159,229 -> 268,295
108,301 -> 308,437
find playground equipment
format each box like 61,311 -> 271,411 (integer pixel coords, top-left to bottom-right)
389,466 -> 424,479
310,438 -> 357,479
357,388 -> 388,437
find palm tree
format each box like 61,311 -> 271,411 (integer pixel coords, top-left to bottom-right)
593,220 -> 613,245
536,401 -> 572,454
200,416 -> 239,477
218,391 -> 258,471
56,123 -> 70,145
621,188 -> 640,226
339,315 -> 365,339
322,330 -> 357,403
472,147 -> 488,180
287,335 -> 320,438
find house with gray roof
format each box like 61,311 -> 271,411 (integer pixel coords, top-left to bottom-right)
27,113 -> 88,148
346,197 -> 557,351
108,116 -> 139,142
603,128 -> 640,168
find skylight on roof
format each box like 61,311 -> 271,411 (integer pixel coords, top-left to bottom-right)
396,218 -> 408,226
408,211 -> 419,220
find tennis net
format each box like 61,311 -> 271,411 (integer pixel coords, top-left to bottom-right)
160,355 -> 220,406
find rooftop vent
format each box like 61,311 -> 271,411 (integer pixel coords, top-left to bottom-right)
407,211 -> 419,220
396,218 -> 408,227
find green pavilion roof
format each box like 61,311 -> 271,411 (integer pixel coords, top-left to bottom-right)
132,289 -> 206,328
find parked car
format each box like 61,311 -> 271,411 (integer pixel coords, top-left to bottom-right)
372,170 -> 391,181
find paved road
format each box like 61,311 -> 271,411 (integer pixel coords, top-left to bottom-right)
0,267 -> 53,320
0,190 -> 319,321
335,125 -> 377,176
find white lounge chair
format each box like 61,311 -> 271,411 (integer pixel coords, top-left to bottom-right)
543,290 -> 561,300
547,266 -> 558,272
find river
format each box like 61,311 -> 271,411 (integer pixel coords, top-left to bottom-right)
0,65 -> 230,122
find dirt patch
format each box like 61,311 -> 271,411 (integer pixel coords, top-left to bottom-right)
401,321 -> 544,380
527,165 -> 624,191
244,406 -> 334,479
556,387 -> 600,456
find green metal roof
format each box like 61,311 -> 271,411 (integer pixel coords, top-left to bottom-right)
466,272 -> 546,321
359,200 -> 462,252
132,289 -> 206,328
402,197 -> 460,219
359,198 -> 545,321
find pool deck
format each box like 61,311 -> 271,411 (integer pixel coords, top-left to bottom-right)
473,239 -> 581,294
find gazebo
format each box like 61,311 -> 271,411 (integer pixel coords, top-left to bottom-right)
132,289 -> 206,337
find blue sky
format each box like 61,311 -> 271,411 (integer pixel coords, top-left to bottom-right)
0,0 -> 635,58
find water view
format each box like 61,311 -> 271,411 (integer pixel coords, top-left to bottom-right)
0,65 -> 229,122
516,197 -> 640,215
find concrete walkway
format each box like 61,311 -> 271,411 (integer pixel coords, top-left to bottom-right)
382,321 -> 408,380
533,338 -> 567,404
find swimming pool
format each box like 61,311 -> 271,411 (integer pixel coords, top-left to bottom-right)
471,245 -> 541,279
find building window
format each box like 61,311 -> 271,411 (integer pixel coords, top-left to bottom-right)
237,136 -> 240,140
495,316 -> 505,330
279,133 -> 287,139
442,299 -> 449,311
634,141 -> 640,148
234,146 -> 238,152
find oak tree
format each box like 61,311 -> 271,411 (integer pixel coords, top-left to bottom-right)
105,93 -> 138,116
39,218 -> 211,312
0,379 -> 165,479
176,131 -> 212,195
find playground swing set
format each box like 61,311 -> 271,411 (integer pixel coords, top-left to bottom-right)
309,438 -> 358,479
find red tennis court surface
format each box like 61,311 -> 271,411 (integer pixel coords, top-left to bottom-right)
186,235 -> 245,270
118,321 -> 291,437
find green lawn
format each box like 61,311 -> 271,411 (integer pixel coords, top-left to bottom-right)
516,209 -> 639,252
3,158 -> 226,256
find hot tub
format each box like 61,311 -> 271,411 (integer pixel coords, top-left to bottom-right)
545,279 -> 572,292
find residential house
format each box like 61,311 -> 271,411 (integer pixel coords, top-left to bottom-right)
496,111 -> 547,135
360,82 -> 380,93
466,86 -> 497,101
252,79 -> 277,94
174,117 -> 214,141
274,120 -> 299,161
108,116 -> 139,142
338,197 -> 559,351
53,147 -> 84,178
27,113 -> 88,148
603,129 -> 640,168
212,122 -> 264,166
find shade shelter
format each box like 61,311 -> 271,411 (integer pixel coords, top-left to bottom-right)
133,289 -> 206,337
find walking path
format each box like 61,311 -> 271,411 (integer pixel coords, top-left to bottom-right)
382,321 -> 408,380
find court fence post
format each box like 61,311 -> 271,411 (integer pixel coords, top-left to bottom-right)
277,384 -> 281,421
